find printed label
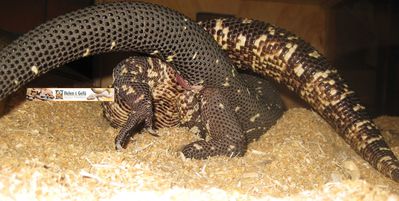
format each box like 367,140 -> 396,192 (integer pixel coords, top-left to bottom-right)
26,88 -> 114,102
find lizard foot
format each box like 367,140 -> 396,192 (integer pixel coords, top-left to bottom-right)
115,104 -> 155,150
182,138 -> 245,159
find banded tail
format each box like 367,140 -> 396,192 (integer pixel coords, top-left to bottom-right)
0,3 -> 397,182
200,18 -> 399,181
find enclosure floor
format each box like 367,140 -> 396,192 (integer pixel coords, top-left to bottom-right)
1,94 -> 399,200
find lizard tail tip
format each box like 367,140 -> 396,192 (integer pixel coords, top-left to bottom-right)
379,157 -> 399,182
393,174 -> 399,183
391,165 -> 399,182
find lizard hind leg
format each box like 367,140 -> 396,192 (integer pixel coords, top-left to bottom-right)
182,87 -> 247,159
113,84 -> 156,150
114,100 -> 155,150
104,57 -> 160,150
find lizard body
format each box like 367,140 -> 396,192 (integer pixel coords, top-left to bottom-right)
102,56 -> 283,150
0,2 -> 398,182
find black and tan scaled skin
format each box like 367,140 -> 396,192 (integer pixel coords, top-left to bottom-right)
0,2 -> 398,182
101,56 -> 283,157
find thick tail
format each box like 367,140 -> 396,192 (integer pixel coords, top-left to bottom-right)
1,2 -> 398,182
199,18 -> 399,182
0,2 -> 233,100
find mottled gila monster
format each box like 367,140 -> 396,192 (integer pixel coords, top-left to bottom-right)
0,2 -> 398,182
102,56 -> 283,151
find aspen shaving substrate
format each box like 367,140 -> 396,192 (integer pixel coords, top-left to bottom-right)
0,95 -> 398,200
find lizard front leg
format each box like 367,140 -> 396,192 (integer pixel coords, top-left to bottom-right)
182,88 -> 247,159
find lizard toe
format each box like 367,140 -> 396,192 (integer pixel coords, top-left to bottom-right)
182,139 -> 245,159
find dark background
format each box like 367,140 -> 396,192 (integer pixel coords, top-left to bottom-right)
0,0 -> 398,116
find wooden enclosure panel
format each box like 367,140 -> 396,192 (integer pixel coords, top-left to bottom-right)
0,0 -> 46,33
0,0 -> 92,33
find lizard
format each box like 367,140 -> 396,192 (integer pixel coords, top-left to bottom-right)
101,56 -> 284,151
0,2 -> 398,182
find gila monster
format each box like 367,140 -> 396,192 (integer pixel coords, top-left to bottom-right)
0,2 -> 398,182
101,56 -> 283,150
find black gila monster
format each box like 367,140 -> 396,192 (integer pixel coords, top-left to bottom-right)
0,2 -> 398,182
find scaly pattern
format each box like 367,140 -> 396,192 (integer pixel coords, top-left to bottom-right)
102,56 -> 283,151
0,2 -> 397,182
201,18 -> 399,180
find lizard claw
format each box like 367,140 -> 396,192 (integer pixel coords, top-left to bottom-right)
115,143 -> 124,151
145,128 -> 159,137
114,129 -> 133,150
